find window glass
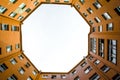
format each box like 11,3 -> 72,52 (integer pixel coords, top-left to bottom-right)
102,12 -> 111,20
0,5 -> 7,14
93,1 -> 102,9
0,63 -> 8,72
6,45 -> 12,52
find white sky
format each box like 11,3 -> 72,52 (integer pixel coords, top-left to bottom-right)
22,4 -> 90,72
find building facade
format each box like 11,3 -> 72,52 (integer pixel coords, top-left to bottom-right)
0,0 -> 120,80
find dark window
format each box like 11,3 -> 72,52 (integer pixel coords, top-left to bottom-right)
55,0 -> 59,2
74,76 -> 80,80
51,75 -> 57,79
108,40 -> 117,64
101,65 -> 110,73
0,63 -> 8,72
106,0 -> 110,2
83,13 -> 88,17
0,48 -> 1,54
114,6 -> 120,16
112,74 -> 120,80
89,73 -> 100,80
25,8 -> 31,13
92,27 -> 96,32
7,74 -> 17,80
25,62 -> 31,68
98,39 -> 104,57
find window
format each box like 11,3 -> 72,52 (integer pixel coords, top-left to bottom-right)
51,75 -> 57,79
25,8 -> 31,13
75,4 -> 80,9
87,8 -> 93,14
18,55 -> 24,60
81,61 -> 87,67
7,74 -> 17,80
25,62 -> 31,68
93,1 -> 102,9
61,75 -> 66,79
74,76 -> 80,80
9,0 -> 17,3
107,23 -> 113,31
94,60 -> 100,65
106,0 -> 110,2
89,56 -> 93,60
98,39 -> 104,57
32,70 -> 37,75
46,0 -> 50,2
89,20 -> 94,25
108,40 -> 117,64
79,0 -> 85,4
0,48 -> 1,54
112,74 -> 120,80
42,75 -> 48,78
27,76 -> 33,80
18,67 -> 25,74
15,44 -> 20,49
55,0 -> 59,2
83,13 -> 87,17
102,12 -> 111,20
64,0 -> 69,2
72,70 -> 77,75
89,73 -> 100,80
33,1 -> 39,6
92,27 -> 96,32
2,24 -> 9,31
90,38 -> 96,53
6,45 -> 12,52
0,5 -> 7,14
10,58 -> 17,65
11,26 -> 19,31
84,66 -> 92,74
94,17 -> 101,23
114,6 -> 120,16
98,25 -> 102,32
0,63 -> 8,72
18,16 -> 24,20
19,3 -> 26,9
101,65 -> 110,73
9,12 -> 17,17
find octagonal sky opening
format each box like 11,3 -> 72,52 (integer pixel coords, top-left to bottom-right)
22,4 -> 90,72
